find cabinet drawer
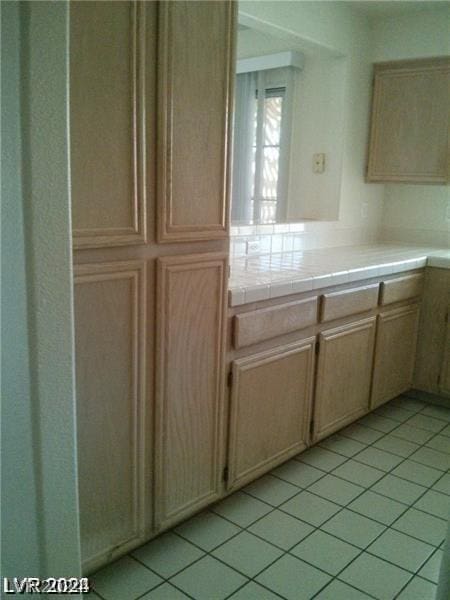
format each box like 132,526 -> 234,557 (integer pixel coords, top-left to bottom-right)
320,284 -> 379,323
233,297 -> 318,349
380,273 -> 424,306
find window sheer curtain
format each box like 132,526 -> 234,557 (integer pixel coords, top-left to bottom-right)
232,68 -> 295,224
232,72 -> 257,223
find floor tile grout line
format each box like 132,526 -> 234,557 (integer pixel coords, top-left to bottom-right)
302,405 -> 449,591
349,434 -> 450,471
362,544 -> 436,577
93,396 -> 449,600
393,578 -> 436,600
408,543 -> 443,579
307,431 -> 447,543
183,402 -> 447,598
170,477 -> 376,596
147,446 -> 447,596
311,577 -> 381,600
221,565 -> 291,600
264,400 -> 449,594
126,554 -> 169,583
168,398 -> 448,587
325,403 -> 449,490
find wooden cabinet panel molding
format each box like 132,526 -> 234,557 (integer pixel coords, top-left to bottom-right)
320,284 -> 379,323
414,268 -> 450,396
71,1 -> 148,248
380,273 -> 424,306
371,304 -> 421,409
367,57 -> 450,184
155,253 -> 228,529
312,317 -> 376,443
74,260 -> 148,572
157,0 -> 235,242
227,338 -> 315,490
233,297 -> 318,349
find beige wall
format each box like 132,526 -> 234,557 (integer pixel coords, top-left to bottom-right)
238,1 -> 385,248
372,7 -> 450,247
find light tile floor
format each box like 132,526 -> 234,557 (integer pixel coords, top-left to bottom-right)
88,395 -> 450,600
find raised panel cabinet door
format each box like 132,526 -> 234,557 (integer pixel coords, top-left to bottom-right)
371,304 -> 420,409
157,1 -> 235,242
367,57 -> 450,184
439,304 -> 450,396
71,1 -> 150,248
414,268 -> 450,395
74,261 -> 147,573
155,253 -> 228,529
312,318 -> 376,443
227,338 -> 315,490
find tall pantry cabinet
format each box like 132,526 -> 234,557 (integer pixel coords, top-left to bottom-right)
70,1 -> 235,573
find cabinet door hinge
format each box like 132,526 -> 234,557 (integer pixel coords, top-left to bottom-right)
227,369 -> 233,387
309,419 -> 315,436
222,466 -> 229,483
315,340 -> 320,355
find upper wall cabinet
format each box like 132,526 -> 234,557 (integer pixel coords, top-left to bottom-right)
366,57 -> 450,184
157,1 -> 235,242
71,1 -> 152,248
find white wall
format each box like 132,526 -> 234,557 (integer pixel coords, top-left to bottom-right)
287,53 -> 346,221
372,6 -> 450,247
1,1 -> 81,579
1,1 -> 41,576
237,26 -> 346,223
237,1 -> 385,248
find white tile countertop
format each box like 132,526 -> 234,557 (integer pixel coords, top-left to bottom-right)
229,244 -> 450,306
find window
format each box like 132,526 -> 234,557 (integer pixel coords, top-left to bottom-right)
232,68 -> 294,224
252,87 -> 285,224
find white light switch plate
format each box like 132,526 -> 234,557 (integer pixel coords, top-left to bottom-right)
313,153 -> 326,173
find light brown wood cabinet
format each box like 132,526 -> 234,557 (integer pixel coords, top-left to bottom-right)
154,253 -> 228,529
312,318 -> 376,442
414,268 -> 450,397
227,273 -> 426,489
71,0 -> 235,572
440,315 -> 450,395
71,1 -> 149,249
367,57 -> 450,184
157,1 -> 234,242
227,339 -> 315,490
371,304 -> 421,409
74,261 -> 148,567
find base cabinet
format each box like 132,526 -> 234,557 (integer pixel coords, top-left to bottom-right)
74,262 -> 148,570
154,254 -> 228,530
312,318 -> 376,442
440,316 -> 450,395
371,304 -> 420,409
414,268 -> 450,397
227,338 -> 315,490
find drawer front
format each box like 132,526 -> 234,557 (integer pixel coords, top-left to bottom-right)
233,297 -> 318,349
380,273 -> 424,306
320,284 -> 379,323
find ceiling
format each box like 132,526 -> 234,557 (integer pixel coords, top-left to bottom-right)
342,0 -> 450,18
